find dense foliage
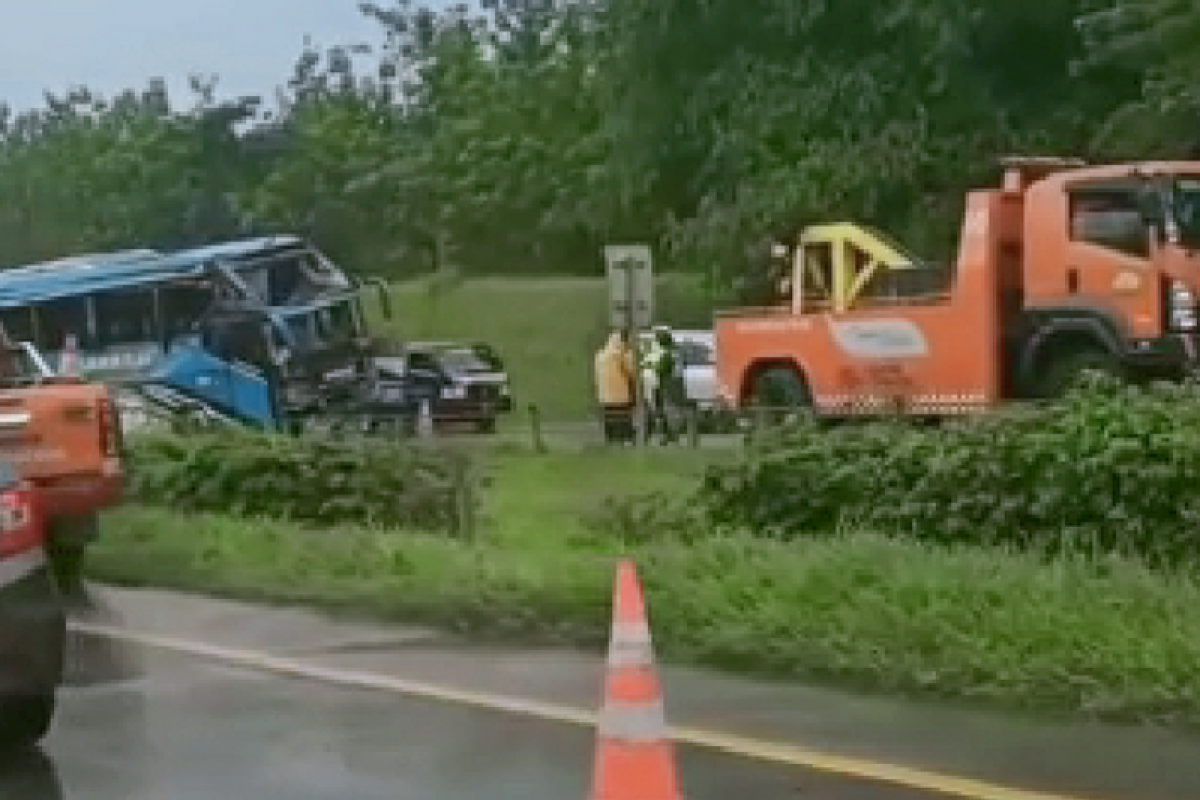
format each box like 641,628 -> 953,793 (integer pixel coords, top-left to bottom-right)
698,378 -> 1200,566
127,428 -> 475,533
1,1 -> 1196,295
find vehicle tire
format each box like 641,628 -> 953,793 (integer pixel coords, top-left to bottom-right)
475,416 -> 497,434
748,365 -> 812,425
1034,347 -> 1121,399
0,745 -> 62,796
0,692 -> 56,750
46,540 -> 87,604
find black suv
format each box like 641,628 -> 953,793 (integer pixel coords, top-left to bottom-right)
377,341 -> 511,433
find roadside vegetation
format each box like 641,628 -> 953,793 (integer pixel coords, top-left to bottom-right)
3,2 -> 1196,291
108,379 -> 1200,729
699,377 -> 1200,567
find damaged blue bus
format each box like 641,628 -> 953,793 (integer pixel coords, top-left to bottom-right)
0,236 -> 415,432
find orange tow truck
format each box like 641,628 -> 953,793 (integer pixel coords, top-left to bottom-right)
0,338 -> 122,597
716,157 -> 1200,417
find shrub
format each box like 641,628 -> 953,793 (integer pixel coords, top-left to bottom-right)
699,377 -> 1200,565
125,429 -> 476,533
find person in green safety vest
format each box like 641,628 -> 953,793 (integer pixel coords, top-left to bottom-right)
640,325 -> 680,444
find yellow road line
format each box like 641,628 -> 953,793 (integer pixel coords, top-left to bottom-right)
69,621 -> 1106,800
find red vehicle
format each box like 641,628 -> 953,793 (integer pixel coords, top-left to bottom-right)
716,157 -> 1200,417
0,461 -> 65,749
0,339 -> 123,597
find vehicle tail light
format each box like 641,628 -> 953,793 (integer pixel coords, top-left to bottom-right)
97,397 -> 121,457
0,483 -> 40,557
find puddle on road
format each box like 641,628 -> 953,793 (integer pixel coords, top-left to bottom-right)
63,590 -> 143,689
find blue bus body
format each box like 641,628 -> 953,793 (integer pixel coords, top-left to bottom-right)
0,236 -> 396,431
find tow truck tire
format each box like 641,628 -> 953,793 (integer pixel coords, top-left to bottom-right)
1034,347 -> 1122,399
46,514 -> 97,604
0,692 -> 56,749
748,365 -> 812,425
47,542 -> 87,603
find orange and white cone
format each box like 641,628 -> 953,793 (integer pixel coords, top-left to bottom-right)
588,559 -> 684,800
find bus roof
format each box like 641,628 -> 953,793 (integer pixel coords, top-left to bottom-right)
0,235 -> 306,309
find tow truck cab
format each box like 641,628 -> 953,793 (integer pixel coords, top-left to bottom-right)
1010,159 -> 1200,394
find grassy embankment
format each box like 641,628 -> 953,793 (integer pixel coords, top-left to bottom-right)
94,434 -> 1200,729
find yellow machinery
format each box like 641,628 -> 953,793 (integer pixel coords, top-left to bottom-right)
784,222 -> 945,314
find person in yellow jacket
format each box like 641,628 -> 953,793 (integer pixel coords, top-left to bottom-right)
594,329 -> 637,443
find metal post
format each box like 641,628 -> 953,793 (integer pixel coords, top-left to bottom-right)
626,265 -> 645,448
528,402 -> 547,453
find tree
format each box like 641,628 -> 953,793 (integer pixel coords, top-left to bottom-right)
1077,0 -> 1200,155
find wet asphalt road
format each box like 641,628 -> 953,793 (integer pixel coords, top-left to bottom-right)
0,641 -> 937,800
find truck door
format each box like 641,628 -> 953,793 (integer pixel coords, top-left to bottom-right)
1065,186 -> 1160,338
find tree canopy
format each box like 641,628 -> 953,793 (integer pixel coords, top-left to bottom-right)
0,0 -> 1193,294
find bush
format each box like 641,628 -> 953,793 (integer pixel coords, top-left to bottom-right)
700,377 -> 1200,565
126,429 -> 476,533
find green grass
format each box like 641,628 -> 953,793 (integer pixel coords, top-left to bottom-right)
479,445 -> 712,546
370,274 -> 713,421
94,444 -> 1200,728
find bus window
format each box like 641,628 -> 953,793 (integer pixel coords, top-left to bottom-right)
285,314 -> 315,349
94,289 -> 156,347
315,300 -> 357,344
40,297 -> 90,350
160,284 -> 213,338
268,257 -> 303,305
0,308 -> 35,343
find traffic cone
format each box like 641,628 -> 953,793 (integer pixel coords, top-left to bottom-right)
59,333 -> 80,377
588,559 -> 683,800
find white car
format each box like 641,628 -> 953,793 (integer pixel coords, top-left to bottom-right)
638,329 -> 731,429
672,330 -> 719,409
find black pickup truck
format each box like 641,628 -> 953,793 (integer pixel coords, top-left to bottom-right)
373,341 -> 512,433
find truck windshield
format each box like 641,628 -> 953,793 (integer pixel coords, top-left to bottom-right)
1172,178 -> 1200,249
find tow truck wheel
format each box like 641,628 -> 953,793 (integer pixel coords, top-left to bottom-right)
748,365 -> 812,426
1034,347 -> 1122,399
47,542 -> 87,604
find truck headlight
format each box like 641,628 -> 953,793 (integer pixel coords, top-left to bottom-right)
1170,280 -> 1197,331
